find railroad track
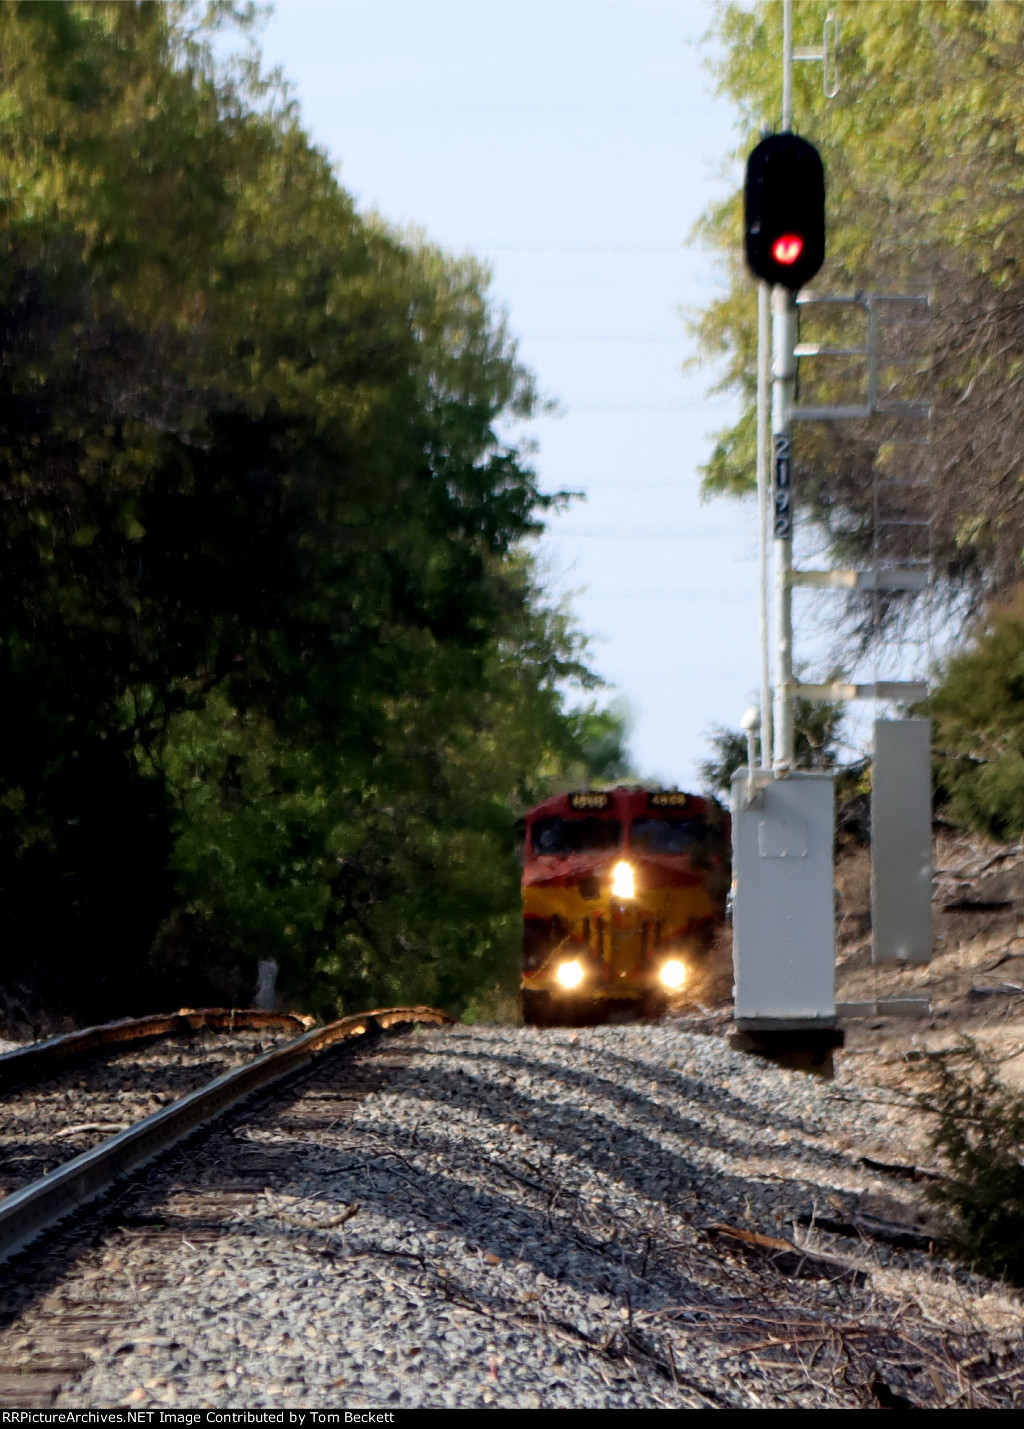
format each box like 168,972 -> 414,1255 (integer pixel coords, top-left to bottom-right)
1,1015 -> 1021,1410
0,1007 -> 314,1093
0,1011 -> 314,1203
0,1006 -> 448,1261
0,1005 -> 449,1405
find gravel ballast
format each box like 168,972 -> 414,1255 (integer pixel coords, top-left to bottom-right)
4,1021 -> 1021,1409
0,1028 -> 304,1200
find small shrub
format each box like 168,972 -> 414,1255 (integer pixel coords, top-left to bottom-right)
460,983 -> 521,1026
931,590 -> 1024,840
700,695 -> 846,798
919,1037 -> 1024,1284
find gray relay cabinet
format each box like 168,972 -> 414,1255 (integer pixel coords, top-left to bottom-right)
730,770 -> 836,1027
871,718 -> 932,965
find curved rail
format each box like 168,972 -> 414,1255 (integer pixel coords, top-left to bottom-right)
0,1007 -> 315,1093
0,1004 -> 450,1265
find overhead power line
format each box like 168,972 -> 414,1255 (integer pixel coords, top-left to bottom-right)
553,400 -> 735,413
544,528 -> 736,539
480,244 -> 688,254
573,669 -> 757,681
523,333 -> 684,343
328,103 -> 715,117
573,591 -> 751,602
545,481 -> 701,490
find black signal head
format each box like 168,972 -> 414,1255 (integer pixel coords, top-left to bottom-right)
744,131 -> 825,291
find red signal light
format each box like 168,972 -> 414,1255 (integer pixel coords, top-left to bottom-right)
772,233 -> 804,265
745,134 -> 825,289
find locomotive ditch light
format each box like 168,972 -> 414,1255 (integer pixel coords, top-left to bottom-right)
555,959 -> 584,990
659,958 -> 687,991
610,861 -> 635,899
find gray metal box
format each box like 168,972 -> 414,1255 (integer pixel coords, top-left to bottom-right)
871,718 -> 933,965
730,770 -> 836,1026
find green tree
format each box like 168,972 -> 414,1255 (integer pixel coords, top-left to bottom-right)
540,699 -> 635,791
0,1 -> 605,1025
693,2 -> 1024,648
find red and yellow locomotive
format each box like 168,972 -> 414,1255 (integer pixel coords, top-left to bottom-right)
520,787 -> 729,1026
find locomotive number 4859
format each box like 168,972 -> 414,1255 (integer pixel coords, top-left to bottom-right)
520,785 -> 729,1027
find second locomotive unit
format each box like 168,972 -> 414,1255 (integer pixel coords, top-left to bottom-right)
520,786 -> 729,1026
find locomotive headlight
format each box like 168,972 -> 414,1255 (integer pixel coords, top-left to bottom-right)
555,959 -> 584,990
610,861 -> 635,899
659,958 -> 687,990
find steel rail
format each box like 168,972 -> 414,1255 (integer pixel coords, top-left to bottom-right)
0,1004 -> 450,1265
0,1007 -> 316,1093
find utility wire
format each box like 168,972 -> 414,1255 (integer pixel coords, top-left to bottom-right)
551,401 -> 735,413
327,103 -> 714,116
543,528 -> 736,539
574,591 -> 752,602
523,334 -> 686,343
572,670 -> 756,681
477,243 -> 688,254
544,481 -> 702,490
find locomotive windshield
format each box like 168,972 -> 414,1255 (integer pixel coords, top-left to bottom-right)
531,817 -> 622,857
630,817 -> 709,855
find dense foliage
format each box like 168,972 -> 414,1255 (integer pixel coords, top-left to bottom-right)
0,2 -> 624,1028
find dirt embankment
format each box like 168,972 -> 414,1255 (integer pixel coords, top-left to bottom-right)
689,829 -> 1024,1059
833,832 -> 1024,1083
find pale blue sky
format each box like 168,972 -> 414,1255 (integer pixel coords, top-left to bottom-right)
255,0 -> 761,786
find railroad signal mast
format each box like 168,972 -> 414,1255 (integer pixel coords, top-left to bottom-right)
730,1 -> 932,1061
744,129 -> 826,769
731,101 -> 839,1056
